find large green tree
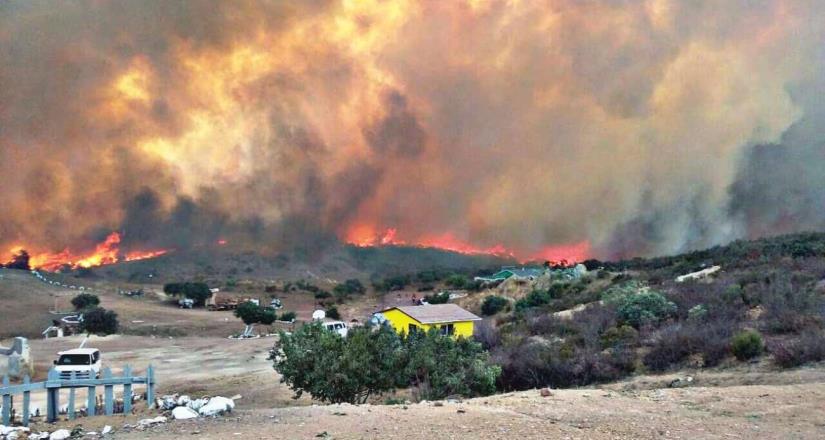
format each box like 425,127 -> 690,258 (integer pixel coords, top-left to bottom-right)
163,282 -> 211,306
81,307 -> 119,336
402,329 -> 500,400
273,323 -> 403,404
272,324 -> 500,403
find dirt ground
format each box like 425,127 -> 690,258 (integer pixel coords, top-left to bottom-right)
10,333 -> 306,413
108,380 -> 825,439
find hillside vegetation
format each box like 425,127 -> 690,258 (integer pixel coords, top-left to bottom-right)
475,232 -> 825,390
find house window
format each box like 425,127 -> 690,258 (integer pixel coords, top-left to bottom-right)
439,324 -> 455,336
408,323 -> 419,334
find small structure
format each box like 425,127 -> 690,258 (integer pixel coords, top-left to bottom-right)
379,304 -> 481,338
474,266 -> 545,283
0,338 -> 33,380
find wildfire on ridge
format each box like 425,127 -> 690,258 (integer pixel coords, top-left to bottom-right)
7,232 -> 170,272
345,226 -> 589,264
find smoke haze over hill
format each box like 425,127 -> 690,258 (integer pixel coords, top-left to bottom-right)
2,0 -> 824,260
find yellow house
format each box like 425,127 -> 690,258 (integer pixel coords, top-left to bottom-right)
378,304 -> 481,339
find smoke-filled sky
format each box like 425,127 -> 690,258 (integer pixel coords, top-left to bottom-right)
2,0 -> 825,261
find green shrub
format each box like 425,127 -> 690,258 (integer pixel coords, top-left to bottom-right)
272,324 -> 500,404
445,274 -> 470,289
272,324 -> 403,404
481,296 -> 509,316
731,330 -> 763,361
547,283 -> 567,299
687,304 -> 708,321
721,285 -> 743,304
616,291 -> 677,328
515,290 -> 551,311
333,279 -> 366,301
163,282 -> 211,306
71,293 -> 100,310
600,325 -> 638,348
326,306 -> 341,320
235,301 -> 265,325
401,329 -> 500,400
424,292 -> 451,304
81,307 -> 119,336
280,311 -> 297,322
601,281 -> 644,306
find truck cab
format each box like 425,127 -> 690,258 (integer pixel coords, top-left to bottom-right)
54,348 -> 101,380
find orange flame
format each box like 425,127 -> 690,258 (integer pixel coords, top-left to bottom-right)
344,226 -> 589,263
8,232 -> 170,272
124,249 -> 169,262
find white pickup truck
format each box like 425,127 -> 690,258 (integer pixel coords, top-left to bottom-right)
53,348 -> 102,380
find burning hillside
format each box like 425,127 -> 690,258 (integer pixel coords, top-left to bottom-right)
1,1 -> 824,261
345,226 -> 589,263
5,232 -> 170,272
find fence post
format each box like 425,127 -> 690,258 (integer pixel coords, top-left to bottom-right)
103,368 -> 114,416
2,374 -> 10,426
46,368 -> 60,423
146,365 -> 154,407
67,371 -> 76,420
87,384 -> 96,416
22,375 -> 31,426
123,365 -> 133,414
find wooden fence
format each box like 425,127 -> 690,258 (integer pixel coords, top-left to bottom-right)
0,365 -> 155,426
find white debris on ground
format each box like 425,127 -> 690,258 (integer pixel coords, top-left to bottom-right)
0,425 -> 29,440
171,407 -> 198,420
0,394 -> 237,439
137,416 -> 167,429
47,430 -> 70,440
156,393 -> 236,419
0,424 -> 114,440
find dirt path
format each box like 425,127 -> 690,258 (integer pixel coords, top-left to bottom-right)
113,381 -> 825,439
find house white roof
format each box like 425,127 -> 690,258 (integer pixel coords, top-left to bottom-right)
383,304 -> 481,324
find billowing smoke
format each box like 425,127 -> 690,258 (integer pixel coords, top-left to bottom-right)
1,0 -> 824,260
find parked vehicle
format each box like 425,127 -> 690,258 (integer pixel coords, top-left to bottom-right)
53,348 -> 102,379
322,321 -> 348,337
206,293 -> 256,311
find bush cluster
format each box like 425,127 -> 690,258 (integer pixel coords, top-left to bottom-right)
731,330 -> 764,361
71,293 -> 100,311
234,301 -> 277,326
424,291 -> 450,304
769,331 -> 825,368
81,307 -> 119,336
273,324 -> 500,403
333,279 -> 366,301
616,291 -> 676,328
481,296 -> 509,316
163,282 -> 211,306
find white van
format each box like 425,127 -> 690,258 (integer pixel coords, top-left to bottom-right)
54,348 -> 102,379
323,321 -> 348,337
